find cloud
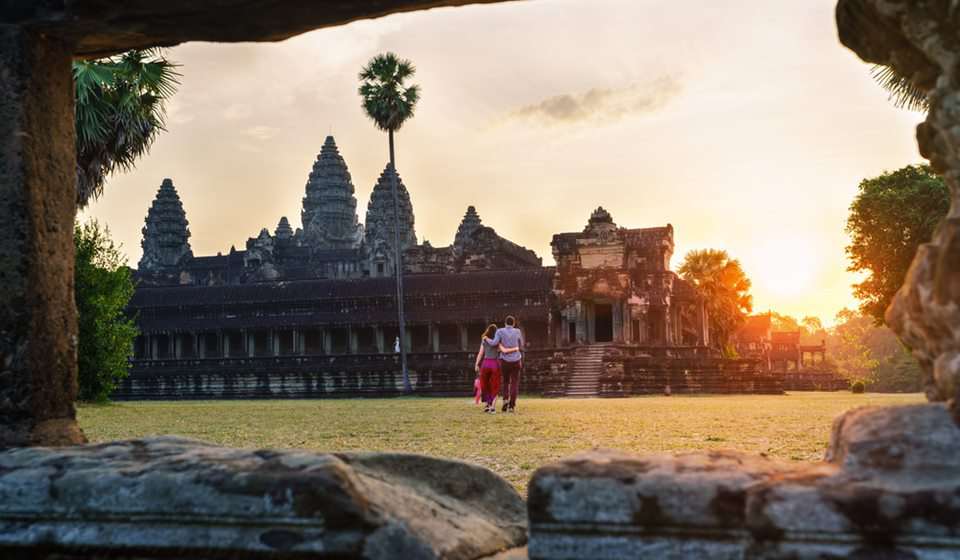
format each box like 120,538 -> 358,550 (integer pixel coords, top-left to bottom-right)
222,103 -> 253,121
509,76 -> 683,125
243,125 -> 280,141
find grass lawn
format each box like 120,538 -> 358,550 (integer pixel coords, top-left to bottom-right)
78,392 -> 924,493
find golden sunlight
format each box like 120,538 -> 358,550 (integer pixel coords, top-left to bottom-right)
744,238 -> 820,298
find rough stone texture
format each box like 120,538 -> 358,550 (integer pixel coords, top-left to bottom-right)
0,436 -> 527,559
301,135 -> 364,250
5,1 -> 511,58
138,178 -> 193,273
837,0 -> 960,417
0,27 -> 85,447
528,403 -> 960,559
116,349 -> 564,400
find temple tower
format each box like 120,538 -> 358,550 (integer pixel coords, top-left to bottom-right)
274,216 -> 293,241
301,136 -> 363,249
138,178 -> 193,272
453,205 -> 482,253
364,163 -> 417,277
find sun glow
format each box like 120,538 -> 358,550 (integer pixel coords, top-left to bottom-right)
744,238 -> 820,299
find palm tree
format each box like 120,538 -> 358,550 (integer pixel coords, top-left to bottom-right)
74,48 -> 179,208
358,52 -> 421,393
678,249 -> 753,355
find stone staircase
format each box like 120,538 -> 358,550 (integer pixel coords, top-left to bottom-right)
565,345 -> 606,397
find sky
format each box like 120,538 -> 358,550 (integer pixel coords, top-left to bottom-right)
82,0 -> 925,326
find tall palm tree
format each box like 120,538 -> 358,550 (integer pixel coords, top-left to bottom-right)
74,48 -> 179,208
678,249 -> 753,355
358,52 -> 421,393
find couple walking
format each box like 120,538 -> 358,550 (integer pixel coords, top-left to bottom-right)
474,315 -> 524,414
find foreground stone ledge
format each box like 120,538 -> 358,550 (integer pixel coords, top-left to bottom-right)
528,404 -> 960,559
0,436 -> 526,559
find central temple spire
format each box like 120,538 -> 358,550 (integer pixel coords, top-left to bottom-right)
301,135 -> 363,249
139,178 -> 193,272
364,163 -> 417,272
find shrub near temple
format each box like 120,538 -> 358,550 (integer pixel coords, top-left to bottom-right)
75,221 -> 138,402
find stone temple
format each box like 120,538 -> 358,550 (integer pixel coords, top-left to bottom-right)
124,136 -> 791,398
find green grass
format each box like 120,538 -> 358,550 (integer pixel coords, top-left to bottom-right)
78,392 -> 924,493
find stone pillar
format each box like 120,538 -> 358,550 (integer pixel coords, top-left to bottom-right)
612,301 -> 623,343
245,330 -> 253,358
348,327 -> 358,355
173,333 -> 182,359
221,331 -> 230,358
271,330 -> 279,356
291,328 -> 299,355
0,29 -> 84,446
546,311 -> 554,349
375,326 -> 385,354
404,327 -> 412,353
575,301 -> 586,344
459,324 -> 469,351
430,323 -> 440,353
668,312 -> 675,345
322,329 -> 332,355
198,333 -> 206,359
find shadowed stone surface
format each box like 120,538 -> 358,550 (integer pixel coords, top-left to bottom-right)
0,436 -> 527,559
0,27 -> 85,447
837,0 -> 960,418
5,1 -> 513,57
527,404 -> 960,559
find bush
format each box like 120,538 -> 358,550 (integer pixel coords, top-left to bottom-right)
75,220 -> 138,402
851,380 -> 866,394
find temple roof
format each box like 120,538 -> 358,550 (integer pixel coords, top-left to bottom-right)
454,205 -> 483,250
130,268 -> 555,308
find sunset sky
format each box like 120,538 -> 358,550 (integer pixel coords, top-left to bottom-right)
82,0 -> 925,325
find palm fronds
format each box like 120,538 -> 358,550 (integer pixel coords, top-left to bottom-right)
871,64 -> 928,113
74,48 -> 180,208
358,52 -> 420,132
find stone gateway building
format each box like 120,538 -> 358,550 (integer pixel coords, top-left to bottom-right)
123,136 -> 779,399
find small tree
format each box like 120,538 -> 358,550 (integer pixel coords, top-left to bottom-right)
679,249 -> 753,354
75,221 -> 138,402
846,164 -> 949,324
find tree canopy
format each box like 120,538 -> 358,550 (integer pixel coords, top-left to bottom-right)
678,249 -> 753,354
358,52 -> 420,133
845,164 -> 949,324
74,49 -> 179,208
75,221 -> 138,402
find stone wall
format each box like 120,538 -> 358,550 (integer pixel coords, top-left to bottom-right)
599,354 -> 783,396
116,350 -> 565,400
783,370 -> 849,392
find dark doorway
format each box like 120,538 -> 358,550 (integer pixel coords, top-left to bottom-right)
595,303 -> 613,343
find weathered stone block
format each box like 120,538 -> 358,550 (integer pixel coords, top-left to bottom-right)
528,404 -> 960,559
0,436 -> 527,559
